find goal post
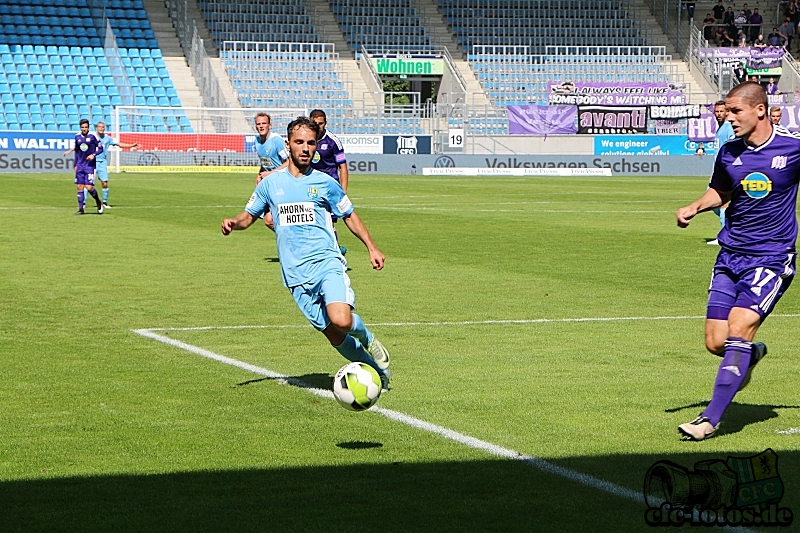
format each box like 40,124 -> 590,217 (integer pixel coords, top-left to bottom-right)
112,106 -> 307,172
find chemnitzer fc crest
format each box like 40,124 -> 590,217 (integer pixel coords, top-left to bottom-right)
643,448 -> 793,527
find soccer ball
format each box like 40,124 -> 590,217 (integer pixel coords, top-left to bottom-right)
332,362 -> 382,411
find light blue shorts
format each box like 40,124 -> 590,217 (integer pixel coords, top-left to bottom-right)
290,268 -> 355,330
95,162 -> 109,182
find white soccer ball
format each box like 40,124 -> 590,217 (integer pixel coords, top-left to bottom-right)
332,362 -> 382,411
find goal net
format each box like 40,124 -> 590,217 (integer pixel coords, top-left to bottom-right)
111,106 -> 307,172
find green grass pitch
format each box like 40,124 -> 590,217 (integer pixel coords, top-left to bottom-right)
1,171 -> 799,532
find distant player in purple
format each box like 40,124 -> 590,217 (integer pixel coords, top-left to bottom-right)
63,119 -> 104,215
309,109 -> 348,191
310,109 -> 349,256
676,82 -> 799,441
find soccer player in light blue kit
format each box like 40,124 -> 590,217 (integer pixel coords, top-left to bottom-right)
253,112 -> 288,185
676,82 -> 799,441
708,101 -> 736,245
94,122 -> 138,208
63,118 -> 104,215
221,116 -> 392,388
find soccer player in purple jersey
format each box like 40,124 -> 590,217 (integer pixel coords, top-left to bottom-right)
310,109 -> 350,256
63,119 -> 104,215
675,82 -> 799,441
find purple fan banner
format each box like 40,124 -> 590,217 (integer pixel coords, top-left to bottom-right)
507,105 -> 578,135
547,81 -> 687,106
694,46 -> 784,69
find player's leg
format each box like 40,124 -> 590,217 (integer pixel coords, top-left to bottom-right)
96,161 -> 110,206
75,172 -> 86,214
681,255 -> 795,440
84,174 -> 103,212
315,271 -> 391,386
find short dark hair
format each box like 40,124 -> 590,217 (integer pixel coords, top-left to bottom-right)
309,109 -> 327,121
287,116 -> 320,140
254,112 -> 271,124
714,100 -> 726,107
727,81 -> 768,108
80,118 -> 89,126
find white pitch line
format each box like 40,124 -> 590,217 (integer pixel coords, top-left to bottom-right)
132,327 -> 644,504
133,326 -> 764,532
140,313 -> 800,332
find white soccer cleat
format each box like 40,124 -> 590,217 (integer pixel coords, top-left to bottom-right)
707,239 -> 719,246
97,204 -> 104,215
678,416 -> 717,441
367,338 -> 390,370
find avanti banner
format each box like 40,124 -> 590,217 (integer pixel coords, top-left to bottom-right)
547,81 -> 688,106
577,105 -> 648,134
507,105 -> 578,135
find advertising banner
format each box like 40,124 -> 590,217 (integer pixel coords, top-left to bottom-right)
370,57 -> 444,76
507,105 -> 578,135
548,82 -> 687,106
577,106 -> 648,134
334,134 -> 383,154
594,135 -> 705,155
119,133 -> 245,152
0,132 -> 74,151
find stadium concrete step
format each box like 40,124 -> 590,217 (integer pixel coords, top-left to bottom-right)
304,0 -> 352,55
410,0 -> 461,58
141,0 -> 213,132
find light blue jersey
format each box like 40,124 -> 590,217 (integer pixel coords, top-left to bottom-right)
255,132 -> 289,172
715,121 -> 735,148
95,134 -> 118,181
245,167 -> 353,287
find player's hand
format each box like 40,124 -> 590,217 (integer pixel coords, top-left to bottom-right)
87,154 -> 94,161
676,206 -> 697,228
221,219 -> 236,235
369,249 -> 385,270
255,171 -> 268,185
264,211 -> 275,229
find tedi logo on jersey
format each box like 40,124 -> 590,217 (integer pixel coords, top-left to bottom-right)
741,172 -> 772,199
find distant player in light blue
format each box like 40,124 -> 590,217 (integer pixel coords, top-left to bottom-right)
253,112 -> 288,185
94,122 -> 138,208
221,116 -> 392,388
708,100 -> 735,245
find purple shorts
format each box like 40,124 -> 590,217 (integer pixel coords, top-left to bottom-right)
74,168 -> 95,186
707,249 -> 797,320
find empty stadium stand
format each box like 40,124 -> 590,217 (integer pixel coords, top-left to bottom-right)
0,0 -> 187,132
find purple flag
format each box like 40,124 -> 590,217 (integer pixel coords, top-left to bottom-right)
507,105 -> 578,135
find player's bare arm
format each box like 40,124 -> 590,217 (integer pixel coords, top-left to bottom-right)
676,188 -> 731,227
221,211 -> 258,235
342,211 -> 384,270
338,162 -> 349,192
